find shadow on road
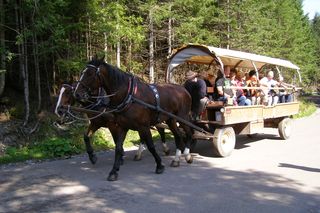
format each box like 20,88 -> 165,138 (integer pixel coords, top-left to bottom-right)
279,163 -> 320,173
0,145 -> 319,213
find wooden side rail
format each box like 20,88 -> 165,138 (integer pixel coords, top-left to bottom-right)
206,101 -> 224,108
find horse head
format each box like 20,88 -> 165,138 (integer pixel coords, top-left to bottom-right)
55,83 -> 75,118
73,56 -> 105,103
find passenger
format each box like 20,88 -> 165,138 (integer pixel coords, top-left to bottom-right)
235,70 -> 251,106
199,70 -> 215,99
214,66 -> 236,105
260,71 -> 279,106
246,70 -> 262,105
278,76 -> 294,103
184,70 -> 208,120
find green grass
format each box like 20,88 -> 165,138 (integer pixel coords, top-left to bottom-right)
293,99 -> 317,118
0,124 -> 172,165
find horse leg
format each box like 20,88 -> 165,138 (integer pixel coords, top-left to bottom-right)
84,124 -> 98,164
166,119 -> 184,167
109,125 -> 126,166
107,127 -> 128,181
138,128 -> 165,174
156,126 -> 170,156
180,124 -> 193,164
134,141 -> 146,161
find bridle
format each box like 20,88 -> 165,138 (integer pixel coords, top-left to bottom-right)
68,63 -> 138,120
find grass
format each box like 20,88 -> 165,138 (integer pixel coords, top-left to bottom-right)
293,98 -> 317,118
0,123 -> 171,165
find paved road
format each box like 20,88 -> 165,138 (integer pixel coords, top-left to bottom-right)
1,110 -> 320,213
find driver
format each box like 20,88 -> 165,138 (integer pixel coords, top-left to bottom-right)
184,70 -> 208,120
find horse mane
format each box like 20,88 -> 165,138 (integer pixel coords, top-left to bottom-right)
88,58 -> 131,85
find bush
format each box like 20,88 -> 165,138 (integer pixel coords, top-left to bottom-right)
39,137 -> 82,158
293,99 -> 317,118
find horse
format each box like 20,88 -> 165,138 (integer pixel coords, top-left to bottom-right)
73,56 -> 194,181
55,83 -> 170,164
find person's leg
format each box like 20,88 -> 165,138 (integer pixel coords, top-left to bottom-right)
256,96 -> 261,105
245,98 -> 251,106
286,94 -> 293,102
279,94 -> 285,103
251,96 -> 256,105
267,95 -> 272,106
237,96 -> 246,106
273,95 -> 279,105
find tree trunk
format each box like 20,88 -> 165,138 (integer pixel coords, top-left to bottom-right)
15,0 -> 29,125
104,32 -> 108,62
149,9 -> 154,83
0,0 -> 5,97
32,3 -> 41,112
168,5 -> 172,55
127,40 -> 132,71
33,32 -> 41,112
227,0 -> 230,49
116,40 -> 120,68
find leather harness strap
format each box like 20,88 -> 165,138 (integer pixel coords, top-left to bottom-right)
148,84 -> 161,122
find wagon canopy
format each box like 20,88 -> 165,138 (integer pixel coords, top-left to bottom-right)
166,44 -> 301,82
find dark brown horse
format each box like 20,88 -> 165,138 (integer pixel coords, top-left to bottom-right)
73,57 -> 194,181
55,84 -> 170,164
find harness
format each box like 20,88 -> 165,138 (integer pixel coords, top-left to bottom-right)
148,84 -> 161,122
113,76 -> 137,113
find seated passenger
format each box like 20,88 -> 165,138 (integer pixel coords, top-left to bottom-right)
199,71 -> 215,100
246,70 -> 262,105
235,70 -> 251,106
184,70 -> 208,120
260,71 -> 279,106
278,76 -> 294,103
214,66 -> 235,105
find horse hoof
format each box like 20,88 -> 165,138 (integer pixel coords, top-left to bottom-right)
133,155 -> 142,161
155,165 -> 165,174
107,173 -> 118,181
170,160 -> 180,167
89,154 -> 98,165
164,149 -> 170,156
186,155 -> 193,164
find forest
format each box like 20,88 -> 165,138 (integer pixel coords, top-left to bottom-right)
0,0 -> 319,126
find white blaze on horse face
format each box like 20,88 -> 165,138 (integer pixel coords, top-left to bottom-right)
55,86 -> 66,117
74,68 -> 87,96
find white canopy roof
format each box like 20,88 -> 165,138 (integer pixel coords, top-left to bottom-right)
166,44 -> 301,81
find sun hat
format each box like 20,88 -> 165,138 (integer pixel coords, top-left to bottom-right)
186,71 -> 197,80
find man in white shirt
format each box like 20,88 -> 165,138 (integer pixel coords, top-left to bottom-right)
260,71 -> 279,106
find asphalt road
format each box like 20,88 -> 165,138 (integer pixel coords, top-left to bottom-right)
1,110 -> 320,213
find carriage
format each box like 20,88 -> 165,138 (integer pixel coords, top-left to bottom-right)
56,44 -> 301,181
166,44 -> 301,157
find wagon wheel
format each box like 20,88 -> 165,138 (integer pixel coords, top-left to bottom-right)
212,127 -> 236,157
278,118 -> 292,140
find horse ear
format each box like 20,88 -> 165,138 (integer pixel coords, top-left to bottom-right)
100,55 -> 105,62
91,54 -> 98,61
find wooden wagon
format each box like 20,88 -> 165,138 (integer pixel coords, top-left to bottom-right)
166,44 -> 301,157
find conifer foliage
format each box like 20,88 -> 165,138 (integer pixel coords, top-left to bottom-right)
0,0 -> 319,122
